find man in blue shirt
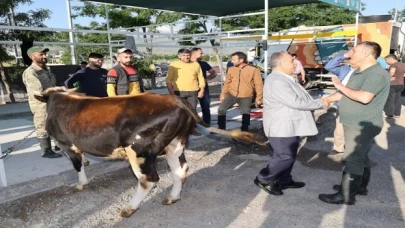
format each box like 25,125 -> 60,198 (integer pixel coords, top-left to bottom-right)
191,48 -> 217,124
377,56 -> 389,70
324,52 -> 354,155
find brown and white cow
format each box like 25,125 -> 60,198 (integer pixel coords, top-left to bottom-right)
34,87 -> 259,217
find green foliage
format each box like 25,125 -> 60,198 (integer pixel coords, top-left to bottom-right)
389,7 -> 405,22
133,58 -> 153,79
219,3 -> 363,33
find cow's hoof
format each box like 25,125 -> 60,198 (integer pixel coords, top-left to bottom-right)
75,184 -> 87,191
120,207 -> 137,217
162,197 -> 180,205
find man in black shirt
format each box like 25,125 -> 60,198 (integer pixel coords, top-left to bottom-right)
65,53 -> 108,97
191,47 -> 217,124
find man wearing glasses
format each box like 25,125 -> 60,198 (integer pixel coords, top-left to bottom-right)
65,52 -> 108,97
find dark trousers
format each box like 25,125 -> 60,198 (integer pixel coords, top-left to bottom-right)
384,85 -> 404,116
198,86 -> 211,124
257,136 -> 300,184
218,93 -> 252,115
343,124 -> 382,175
174,90 -> 199,109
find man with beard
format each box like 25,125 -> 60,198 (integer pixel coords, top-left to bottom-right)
218,51 -> 263,131
106,48 -> 144,96
166,48 -> 205,136
319,41 -> 390,205
65,53 -> 108,97
22,46 -> 62,158
190,47 -> 217,124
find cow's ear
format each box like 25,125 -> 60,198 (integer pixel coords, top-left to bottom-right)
34,93 -> 47,103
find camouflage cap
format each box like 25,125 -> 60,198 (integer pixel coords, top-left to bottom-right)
27,46 -> 50,56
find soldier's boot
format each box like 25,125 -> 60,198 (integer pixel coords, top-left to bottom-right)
38,137 -> 63,158
241,114 -> 250,132
218,115 -> 226,130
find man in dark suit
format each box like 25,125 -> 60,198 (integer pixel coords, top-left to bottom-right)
254,51 -> 327,195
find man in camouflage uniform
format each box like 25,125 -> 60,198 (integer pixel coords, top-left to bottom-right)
22,46 -> 62,158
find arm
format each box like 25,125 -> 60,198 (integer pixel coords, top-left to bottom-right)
325,54 -> 348,77
166,65 -> 176,95
300,68 -> 306,83
197,66 -> 205,98
220,70 -> 234,101
332,74 -> 386,104
24,70 -> 43,96
106,69 -> 117,97
253,68 -> 264,105
271,80 -> 325,110
203,62 -> 217,80
65,72 -> 83,88
389,67 -> 396,81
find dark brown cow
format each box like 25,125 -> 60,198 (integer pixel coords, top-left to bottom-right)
34,87 -> 259,217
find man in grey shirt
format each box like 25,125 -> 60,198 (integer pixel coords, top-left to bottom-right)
319,41 -> 390,205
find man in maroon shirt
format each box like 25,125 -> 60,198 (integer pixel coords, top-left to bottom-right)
384,55 -> 405,118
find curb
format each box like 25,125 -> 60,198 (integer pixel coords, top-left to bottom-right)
0,161 -> 129,205
0,112 -> 32,120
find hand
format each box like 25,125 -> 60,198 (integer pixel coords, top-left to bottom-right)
220,96 -> 224,102
255,101 -> 263,108
318,97 -> 331,108
331,76 -> 343,90
198,90 -> 204,98
301,78 -> 306,84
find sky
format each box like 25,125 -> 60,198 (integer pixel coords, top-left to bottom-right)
15,0 -> 405,29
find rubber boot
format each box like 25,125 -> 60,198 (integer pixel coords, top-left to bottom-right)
218,115 -> 226,130
318,172 -> 362,205
38,137 -> 63,158
241,114 -> 250,132
333,167 -> 370,195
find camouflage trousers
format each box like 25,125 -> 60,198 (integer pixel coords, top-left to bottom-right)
33,109 -> 48,138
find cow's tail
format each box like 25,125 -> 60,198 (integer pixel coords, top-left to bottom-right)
176,97 -> 265,146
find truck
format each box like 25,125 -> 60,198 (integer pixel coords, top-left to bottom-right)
244,15 -> 405,89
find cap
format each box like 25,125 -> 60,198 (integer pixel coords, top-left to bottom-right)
27,46 -> 49,56
117,48 -> 133,54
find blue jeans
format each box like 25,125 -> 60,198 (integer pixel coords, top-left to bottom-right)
198,86 -> 211,124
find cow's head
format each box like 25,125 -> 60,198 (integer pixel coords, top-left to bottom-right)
34,87 -> 77,103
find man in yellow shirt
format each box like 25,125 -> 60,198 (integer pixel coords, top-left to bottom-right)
107,48 -> 144,96
167,48 -> 205,135
166,48 -> 205,109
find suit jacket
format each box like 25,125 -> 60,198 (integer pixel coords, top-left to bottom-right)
263,71 -> 324,137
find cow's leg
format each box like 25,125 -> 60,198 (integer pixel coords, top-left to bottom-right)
65,147 -> 88,190
120,146 -> 158,217
81,152 -> 90,166
163,138 -> 187,205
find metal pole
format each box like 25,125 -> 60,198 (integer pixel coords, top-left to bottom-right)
354,11 -> 359,46
0,145 -> 7,187
219,18 -> 224,90
105,4 -> 113,66
263,0 -> 269,78
66,0 -> 76,65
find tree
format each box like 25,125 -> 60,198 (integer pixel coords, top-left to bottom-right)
0,0 -> 52,103
72,3 -> 183,55
220,3 -> 365,33
389,7 -> 405,22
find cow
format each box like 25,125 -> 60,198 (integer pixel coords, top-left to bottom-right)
34,87 -> 261,217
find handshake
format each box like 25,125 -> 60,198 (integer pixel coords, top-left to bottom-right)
318,97 -> 332,108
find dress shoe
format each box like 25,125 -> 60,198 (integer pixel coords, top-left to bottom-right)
254,178 -> 283,196
277,180 -> 306,190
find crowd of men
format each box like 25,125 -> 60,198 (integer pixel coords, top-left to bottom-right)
22,41 -> 404,205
